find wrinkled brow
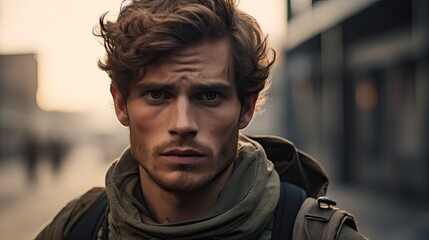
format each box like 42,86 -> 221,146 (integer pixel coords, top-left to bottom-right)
134,82 -> 233,92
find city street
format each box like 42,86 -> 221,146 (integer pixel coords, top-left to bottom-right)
0,144 -> 110,240
0,144 -> 428,240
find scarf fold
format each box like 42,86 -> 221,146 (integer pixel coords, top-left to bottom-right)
105,134 -> 280,240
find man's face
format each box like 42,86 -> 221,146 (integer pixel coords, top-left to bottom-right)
112,37 -> 256,193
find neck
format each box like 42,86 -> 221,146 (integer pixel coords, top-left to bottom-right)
138,165 -> 234,223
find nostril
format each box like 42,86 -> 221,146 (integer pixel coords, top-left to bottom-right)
168,128 -> 198,137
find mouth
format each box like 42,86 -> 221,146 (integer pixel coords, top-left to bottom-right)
160,148 -> 206,165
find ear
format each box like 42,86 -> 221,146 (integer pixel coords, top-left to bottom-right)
111,84 -> 130,126
239,94 -> 258,129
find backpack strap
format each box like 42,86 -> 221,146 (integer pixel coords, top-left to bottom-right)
272,182 -> 307,240
292,197 -> 358,240
64,190 -> 108,240
36,187 -> 106,240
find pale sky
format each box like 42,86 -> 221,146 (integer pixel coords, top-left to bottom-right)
0,0 -> 286,113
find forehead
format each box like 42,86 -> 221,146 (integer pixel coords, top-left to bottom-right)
141,37 -> 235,85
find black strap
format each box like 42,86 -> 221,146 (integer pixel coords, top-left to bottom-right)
272,182 -> 307,240
64,191 -> 108,240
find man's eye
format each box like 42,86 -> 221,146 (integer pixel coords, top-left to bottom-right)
149,91 -> 163,99
201,92 -> 221,101
142,90 -> 169,103
145,90 -> 166,100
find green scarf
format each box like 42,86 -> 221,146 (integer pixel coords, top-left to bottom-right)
105,134 -> 280,240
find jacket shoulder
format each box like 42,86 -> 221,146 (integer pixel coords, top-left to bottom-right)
34,187 -> 105,240
293,197 -> 367,240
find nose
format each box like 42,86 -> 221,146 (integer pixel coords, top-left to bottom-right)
168,97 -> 198,137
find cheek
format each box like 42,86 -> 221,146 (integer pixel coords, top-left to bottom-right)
205,111 -> 240,165
128,104 -> 166,154
203,105 -> 241,140
128,103 -> 165,132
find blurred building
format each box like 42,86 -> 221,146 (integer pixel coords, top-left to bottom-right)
0,54 -> 40,159
283,0 -> 429,200
0,54 -> 83,170
0,53 -> 128,173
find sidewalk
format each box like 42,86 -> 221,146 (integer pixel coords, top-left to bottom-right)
0,144 -> 109,240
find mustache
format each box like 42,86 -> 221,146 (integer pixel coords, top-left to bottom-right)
153,138 -> 213,156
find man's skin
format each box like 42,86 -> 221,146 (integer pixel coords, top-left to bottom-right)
111,37 -> 257,223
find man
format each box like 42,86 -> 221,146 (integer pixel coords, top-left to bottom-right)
35,0 -> 367,239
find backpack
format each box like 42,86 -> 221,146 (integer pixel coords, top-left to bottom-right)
249,135 -> 358,240
43,135 -> 358,240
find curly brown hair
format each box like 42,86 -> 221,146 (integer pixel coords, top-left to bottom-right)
95,0 -> 276,112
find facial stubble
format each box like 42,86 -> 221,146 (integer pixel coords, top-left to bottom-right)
129,122 -> 240,194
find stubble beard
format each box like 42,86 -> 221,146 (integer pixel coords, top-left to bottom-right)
129,124 -> 240,194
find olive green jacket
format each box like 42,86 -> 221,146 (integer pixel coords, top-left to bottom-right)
35,135 -> 367,240
34,187 -> 366,240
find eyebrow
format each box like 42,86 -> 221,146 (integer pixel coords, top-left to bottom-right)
134,83 -> 176,92
190,82 -> 233,92
134,82 -> 233,92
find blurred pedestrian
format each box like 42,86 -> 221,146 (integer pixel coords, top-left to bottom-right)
46,137 -> 68,176
23,133 -> 39,183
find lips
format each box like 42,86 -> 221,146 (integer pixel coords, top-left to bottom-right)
162,148 -> 205,157
160,148 -> 206,165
